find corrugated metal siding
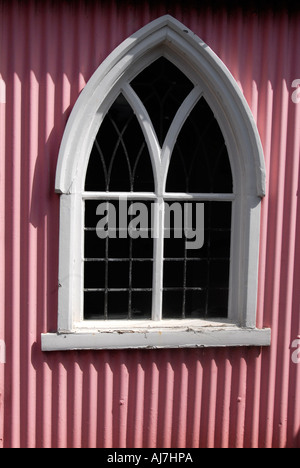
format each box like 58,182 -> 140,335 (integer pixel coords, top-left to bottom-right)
0,0 -> 299,448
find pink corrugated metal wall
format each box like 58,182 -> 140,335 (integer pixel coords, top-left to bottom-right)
0,0 -> 299,448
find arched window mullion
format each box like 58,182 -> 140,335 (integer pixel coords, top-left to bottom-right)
161,86 -> 202,194
122,83 -> 161,194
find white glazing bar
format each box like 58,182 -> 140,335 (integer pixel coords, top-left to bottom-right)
82,192 -> 157,200
122,83 -> 162,174
151,197 -> 165,321
163,193 -> 235,201
160,86 -> 202,187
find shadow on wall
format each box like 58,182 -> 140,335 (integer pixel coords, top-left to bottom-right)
3,97 -> 72,447
29,106 -> 73,330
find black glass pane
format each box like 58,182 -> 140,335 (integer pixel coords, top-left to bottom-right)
163,290 -> 184,319
84,262 -> 106,289
107,292 -> 129,320
84,292 -> 105,320
163,261 -> 184,288
131,292 -> 152,320
162,201 -> 231,319
131,57 -> 194,146
85,94 -> 154,192
166,97 -> 233,193
185,290 -> 207,319
84,199 -> 154,320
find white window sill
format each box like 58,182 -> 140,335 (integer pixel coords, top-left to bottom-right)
41,321 -> 271,351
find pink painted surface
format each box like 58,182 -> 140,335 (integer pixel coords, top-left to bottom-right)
0,1 -> 299,448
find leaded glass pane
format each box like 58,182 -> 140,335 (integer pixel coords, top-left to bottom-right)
131,57 -> 194,146
84,199 -> 154,320
166,97 -> 233,193
85,94 -> 154,192
162,201 -> 231,319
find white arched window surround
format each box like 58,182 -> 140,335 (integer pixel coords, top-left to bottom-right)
42,16 -> 271,351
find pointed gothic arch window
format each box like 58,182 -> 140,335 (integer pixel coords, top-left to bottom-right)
42,16 -> 270,351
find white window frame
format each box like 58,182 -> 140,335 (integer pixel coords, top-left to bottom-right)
42,15 -> 270,351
